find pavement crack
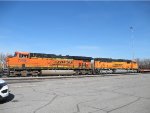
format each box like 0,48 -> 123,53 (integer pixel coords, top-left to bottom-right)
107,97 -> 141,113
73,99 -> 97,113
33,95 -> 58,113
48,88 -> 71,97
87,106 -> 107,113
110,90 -> 150,100
94,88 -> 150,100
76,104 -> 80,112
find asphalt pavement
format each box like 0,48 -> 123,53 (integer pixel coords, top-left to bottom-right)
0,73 -> 150,113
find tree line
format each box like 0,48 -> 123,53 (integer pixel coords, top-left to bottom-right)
136,59 -> 150,69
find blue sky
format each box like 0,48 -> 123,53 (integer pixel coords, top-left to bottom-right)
0,1 -> 150,59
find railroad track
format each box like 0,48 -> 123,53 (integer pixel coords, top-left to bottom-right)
1,73 -> 140,81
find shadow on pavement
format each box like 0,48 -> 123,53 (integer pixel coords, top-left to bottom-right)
0,93 -> 15,104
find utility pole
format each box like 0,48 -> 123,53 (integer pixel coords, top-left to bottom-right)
130,26 -> 135,61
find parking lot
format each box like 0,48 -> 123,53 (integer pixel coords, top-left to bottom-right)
0,73 -> 150,113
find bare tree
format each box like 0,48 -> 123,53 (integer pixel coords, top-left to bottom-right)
136,58 -> 150,69
0,53 -> 6,72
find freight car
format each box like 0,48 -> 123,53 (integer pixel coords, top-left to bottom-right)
6,52 -> 93,76
94,58 -> 138,74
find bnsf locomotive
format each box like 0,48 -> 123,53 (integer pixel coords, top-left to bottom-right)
5,51 -> 138,76
94,58 -> 138,74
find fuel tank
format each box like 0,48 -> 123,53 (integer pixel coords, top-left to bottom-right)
41,70 -> 75,75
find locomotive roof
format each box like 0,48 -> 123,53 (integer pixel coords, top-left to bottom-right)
30,53 -> 92,60
65,56 -> 92,60
94,58 -> 132,62
15,51 -> 29,55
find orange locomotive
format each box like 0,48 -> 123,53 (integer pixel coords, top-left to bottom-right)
94,58 -> 138,74
6,52 -> 92,76
6,51 -> 139,76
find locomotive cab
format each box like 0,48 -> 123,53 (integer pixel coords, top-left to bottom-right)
6,52 -> 30,76
14,52 -> 29,58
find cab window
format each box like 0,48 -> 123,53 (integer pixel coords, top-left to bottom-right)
19,54 -> 29,58
14,53 -> 17,57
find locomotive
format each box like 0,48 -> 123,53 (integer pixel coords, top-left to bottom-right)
94,58 -> 138,74
5,51 -> 138,76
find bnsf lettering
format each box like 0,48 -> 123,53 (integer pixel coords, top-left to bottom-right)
113,64 -> 123,67
56,60 -> 72,64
